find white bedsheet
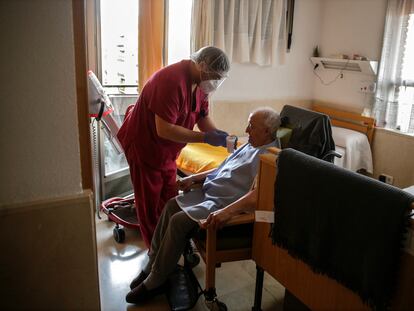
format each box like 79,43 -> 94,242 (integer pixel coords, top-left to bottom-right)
332,126 -> 373,173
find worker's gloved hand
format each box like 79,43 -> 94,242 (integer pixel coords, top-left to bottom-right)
204,130 -> 228,147
214,129 -> 229,136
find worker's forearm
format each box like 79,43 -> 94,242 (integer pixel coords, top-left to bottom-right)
157,121 -> 205,143
197,116 -> 217,132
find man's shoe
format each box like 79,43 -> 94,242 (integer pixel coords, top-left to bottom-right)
125,283 -> 165,304
129,270 -> 148,289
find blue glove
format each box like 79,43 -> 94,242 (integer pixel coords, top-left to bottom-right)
204,130 -> 228,147
214,129 -> 229,136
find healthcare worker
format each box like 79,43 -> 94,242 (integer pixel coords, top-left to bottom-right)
117,46 -> 230,248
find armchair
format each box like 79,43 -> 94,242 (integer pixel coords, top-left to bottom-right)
192,213 -> 255,308
175,105 -> 338,310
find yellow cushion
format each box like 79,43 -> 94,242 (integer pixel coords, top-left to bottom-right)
176,143 -> 230,174
277,127 -> 293,149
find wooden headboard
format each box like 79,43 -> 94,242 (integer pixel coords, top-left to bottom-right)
313,104 -> 375,144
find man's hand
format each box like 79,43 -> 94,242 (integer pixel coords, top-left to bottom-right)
199,209 -> 232,230
177,177 -> 194,193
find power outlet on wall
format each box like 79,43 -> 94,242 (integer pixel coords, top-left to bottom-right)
379,173 -> 394,185
359,81 -> 376,94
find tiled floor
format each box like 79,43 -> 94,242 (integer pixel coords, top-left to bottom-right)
96,215 -> 285,311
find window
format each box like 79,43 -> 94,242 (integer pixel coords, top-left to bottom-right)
100,0 -> 138,94
99,0 -> 191,91
374,3 -> 414,134
93,0 -> 193,201
398,13 -> 414,132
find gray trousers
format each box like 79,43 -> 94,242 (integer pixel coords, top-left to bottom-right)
143,198 -> 198,289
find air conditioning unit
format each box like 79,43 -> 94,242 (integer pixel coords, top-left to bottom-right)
311,57 -> 378,75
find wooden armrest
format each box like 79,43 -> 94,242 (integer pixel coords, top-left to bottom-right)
267,147 -> 282,155
204,213 -> 255,237
224,213 -> 255,227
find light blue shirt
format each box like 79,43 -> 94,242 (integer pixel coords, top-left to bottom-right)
176,139 -> 279,221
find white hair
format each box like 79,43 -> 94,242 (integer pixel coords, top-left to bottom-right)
251,107 -> 281,140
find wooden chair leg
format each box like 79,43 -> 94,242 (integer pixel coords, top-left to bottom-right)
205,226 -> 217,294
252,265 -> 264,311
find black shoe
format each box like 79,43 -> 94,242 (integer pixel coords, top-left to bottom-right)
125,283 -> 165,304
129,270 -> 148,289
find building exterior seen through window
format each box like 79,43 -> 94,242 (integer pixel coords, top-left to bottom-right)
100,0 -> 138,95
398,13 -> 414,133
100,0 -> 192,94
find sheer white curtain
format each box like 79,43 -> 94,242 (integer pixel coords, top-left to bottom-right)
373,0 -> 414,132
191,0 -> 287,66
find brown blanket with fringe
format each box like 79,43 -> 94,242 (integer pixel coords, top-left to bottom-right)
272,148 -> 413,310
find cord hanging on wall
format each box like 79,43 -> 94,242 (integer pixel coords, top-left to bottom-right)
287,0 -> 296,52
311,58 -> 349,86
310,57 -> 378,86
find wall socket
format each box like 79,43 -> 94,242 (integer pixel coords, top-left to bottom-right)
359,81 -> 376,94
379,173 -> 394,185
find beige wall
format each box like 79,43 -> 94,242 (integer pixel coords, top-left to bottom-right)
314,0 -> 387,110
210,99 -> 312,137
0,0 -> 82,206
0,191 -> 100,310
0,1 -> 100,308
372,129 -> 414,188
319,0 -> 386,61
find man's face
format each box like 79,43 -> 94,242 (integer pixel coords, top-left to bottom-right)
245,112 -> 270,147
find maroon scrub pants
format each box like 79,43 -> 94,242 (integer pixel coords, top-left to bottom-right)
125,145 -> 178,248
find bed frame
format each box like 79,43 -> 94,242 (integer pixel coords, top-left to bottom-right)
313,104 -> 375,144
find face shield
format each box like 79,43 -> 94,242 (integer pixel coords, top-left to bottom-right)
198,61 -> 229,94
190,46 -> 230,94
198,75 -> 227,94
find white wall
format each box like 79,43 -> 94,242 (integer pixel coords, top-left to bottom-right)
313,0 -> 387,110
213,0 -> 323,102
0,0 -> 82,205
211,0 -> 388,111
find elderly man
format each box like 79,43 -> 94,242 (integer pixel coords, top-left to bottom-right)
126,107 -> 281,304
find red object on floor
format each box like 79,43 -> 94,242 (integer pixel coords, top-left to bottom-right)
100,197 -> 139,229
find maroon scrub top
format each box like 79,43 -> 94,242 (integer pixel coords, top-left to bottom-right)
117,60 -> 209,169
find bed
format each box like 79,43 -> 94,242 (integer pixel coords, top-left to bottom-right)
313,104 -> 375,173
176,105 -> 375,175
